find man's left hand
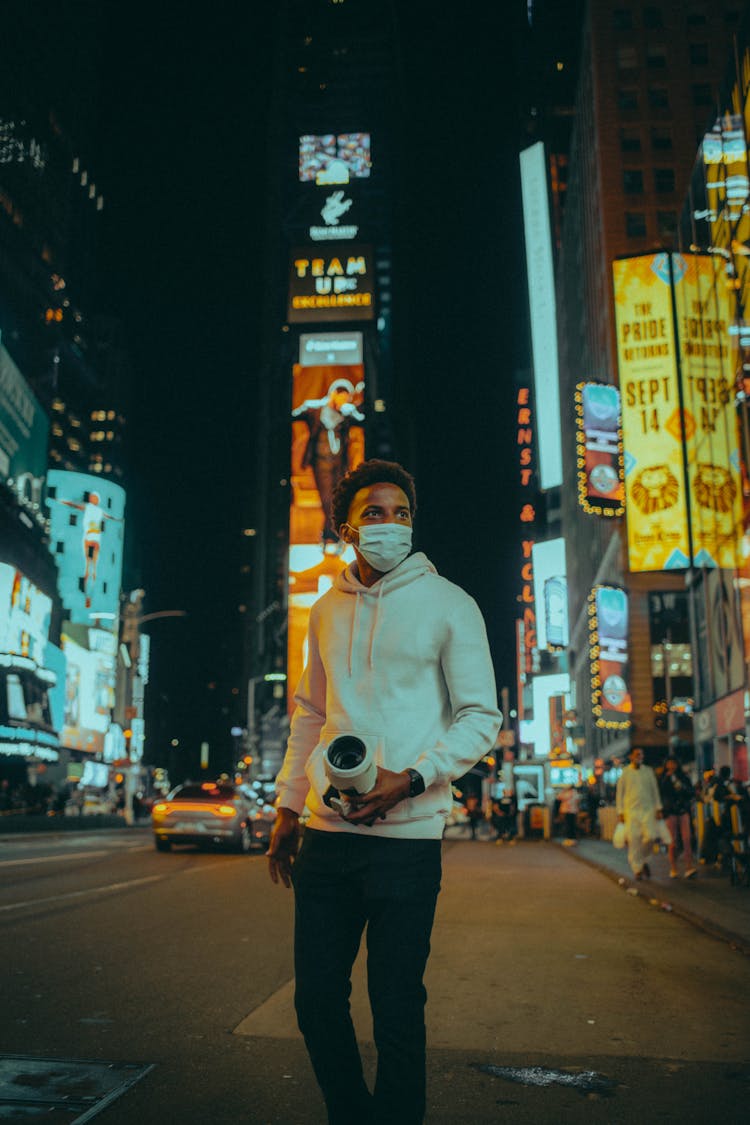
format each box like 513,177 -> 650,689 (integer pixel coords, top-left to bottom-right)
343,766 -> 411,826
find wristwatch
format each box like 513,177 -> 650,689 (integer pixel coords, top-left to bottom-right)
405,768 -> 426,798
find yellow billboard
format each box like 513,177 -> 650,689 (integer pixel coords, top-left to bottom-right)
287,361 -> 365,712
672,252 -> 743,568
613,253 -> 690,571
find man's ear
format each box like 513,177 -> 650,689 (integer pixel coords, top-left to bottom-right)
339,522 -> 354,544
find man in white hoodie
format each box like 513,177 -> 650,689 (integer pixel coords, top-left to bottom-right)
267,459 -> 501,1125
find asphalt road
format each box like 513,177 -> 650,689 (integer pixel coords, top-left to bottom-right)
0,828 -> 748,1124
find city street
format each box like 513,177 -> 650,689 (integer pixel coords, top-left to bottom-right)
1,829 -> 748,1123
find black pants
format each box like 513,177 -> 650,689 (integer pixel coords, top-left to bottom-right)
292,828 -> 442,1125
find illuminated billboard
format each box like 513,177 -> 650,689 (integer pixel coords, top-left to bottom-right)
0,341 -> 49,526
589,586 -> 631,730
299,332 -> 363,367
287,364 -> 364,707
60,623 -> 116,755
613,254 -> 690,572
575,382 -> 625,516
0,562 -> 61,763
308,188 -> 360,242
672,252 -> 743,568
288,248 -> 375,323
46,471 -> 125,629
299,133 -> 372,184
520,142 -> 562,490
532,538 -> 568,650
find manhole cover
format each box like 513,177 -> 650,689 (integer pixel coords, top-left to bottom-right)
0,1056 -> 154,1123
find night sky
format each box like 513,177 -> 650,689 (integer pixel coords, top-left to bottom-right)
8,2 -> 531,773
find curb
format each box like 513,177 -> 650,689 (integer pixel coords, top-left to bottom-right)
556,840 -> 750,957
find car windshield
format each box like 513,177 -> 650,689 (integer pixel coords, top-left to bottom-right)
170,784 -> 238,801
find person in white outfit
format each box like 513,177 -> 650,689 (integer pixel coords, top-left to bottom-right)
267,458 -> 502,1125
616,746 -> 663,879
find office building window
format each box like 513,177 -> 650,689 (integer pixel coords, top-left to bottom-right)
648,86 -> 670,109
646,44 -> 667,69
690,42 -> 709,65
617,45 -> 638,73
623,169 -> 644,194
643,6 -> 664,28
651,125 -> 673,150
654,167 -> 675,193
613,8 -> 634,29
618,88 -> 639,111
692,83 -> 712,107
620,127 -> 642,152
657,211 -> 678,240
626,211 -> 647,238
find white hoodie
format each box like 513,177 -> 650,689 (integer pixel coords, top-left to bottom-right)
275,551 -> 502,839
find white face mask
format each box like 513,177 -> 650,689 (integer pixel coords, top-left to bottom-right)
347,523 -> 412,572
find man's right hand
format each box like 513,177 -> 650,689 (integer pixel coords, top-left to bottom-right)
267,807 -> 300,889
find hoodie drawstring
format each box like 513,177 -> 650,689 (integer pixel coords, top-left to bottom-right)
369,581 -> 385,669
349,591 -> 361,677
348,582 -> 385,675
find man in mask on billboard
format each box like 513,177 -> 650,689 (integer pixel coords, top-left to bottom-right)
267,459 -> 501,1125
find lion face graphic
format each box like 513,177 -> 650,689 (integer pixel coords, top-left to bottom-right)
631,464 -> 680,514
693,463 -> 736,514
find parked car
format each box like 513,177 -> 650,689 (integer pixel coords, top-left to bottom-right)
152,781 -> 261,853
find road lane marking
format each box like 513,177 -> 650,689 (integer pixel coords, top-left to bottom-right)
0,850 -> 110,868
0,874 -> 164,912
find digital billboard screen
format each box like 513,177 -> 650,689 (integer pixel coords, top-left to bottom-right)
299,133 -> 371,184
532,538 -> 568,650
287,247 -> 375,323
46,471 -> 126,629
613,254 -> 690,572
0,341 -> 49,522
299,332 -> 363,367
59,623 -> 116,755
287,364 -> 364,711
672,252 -> 743,569
575,382 -> 624,516
520,142 -> 562,490
589,585 -> 631,730
0,562 -> 61,763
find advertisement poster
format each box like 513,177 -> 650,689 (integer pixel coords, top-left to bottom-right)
613,254 -> 690,571
590,586 -> 631,729
532,538 -> 568,650
672,252 -> 743,568
287,360 -> 364,709
298,133 -> 372,184
60,623 -> 116,754
46,471 -> 126,629
0,562 -> 52,664
287,247 -> 375,324
575,382 -> 624,516
0,342 -> 49,520
0,563 -> 61,763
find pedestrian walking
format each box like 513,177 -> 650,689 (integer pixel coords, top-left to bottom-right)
466,793 -> 482,840
659,755 -> 697,879
267,458 -> 502,1125
615,746 -> 663,880
558,784 -> 579,845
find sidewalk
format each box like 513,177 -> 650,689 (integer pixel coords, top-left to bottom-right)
554,834 -> 750,953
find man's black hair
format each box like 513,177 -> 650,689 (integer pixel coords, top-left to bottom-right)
331,458 -> 417,534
